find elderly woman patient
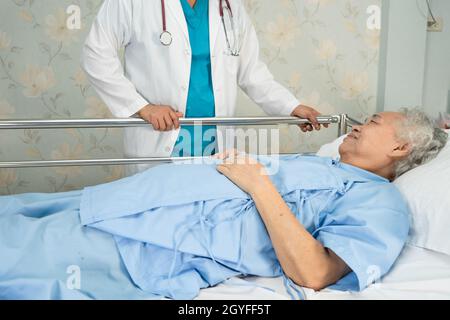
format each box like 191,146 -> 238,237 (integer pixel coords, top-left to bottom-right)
0,108 -> 447,300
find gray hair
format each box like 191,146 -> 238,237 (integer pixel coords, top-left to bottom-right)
394,107 -> 448,179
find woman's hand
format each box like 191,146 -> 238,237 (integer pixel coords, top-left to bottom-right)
216,150 -> 272,195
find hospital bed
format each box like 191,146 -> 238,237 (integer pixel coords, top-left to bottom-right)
197,245 -> 450,300
1,115 -> 449,300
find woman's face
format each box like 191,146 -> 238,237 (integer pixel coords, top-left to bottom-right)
339,112 -> 409,173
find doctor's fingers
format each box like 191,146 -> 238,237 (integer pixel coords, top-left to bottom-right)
299,124 -> 311,132
156,117 -> 167,131
310,111 -> 329,129
163,114 -> 175,131
311,110 -> 329,129
169,111 -> 181,129
298,112 -> 320,132
306,110 -> 322,131
148,117 -> 160,131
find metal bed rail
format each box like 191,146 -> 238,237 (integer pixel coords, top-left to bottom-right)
0,115 -> 361,168
0,116 -> 340,129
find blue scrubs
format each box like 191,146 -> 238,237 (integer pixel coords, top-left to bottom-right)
0,155 -> 410,300
172,0 -> 218,157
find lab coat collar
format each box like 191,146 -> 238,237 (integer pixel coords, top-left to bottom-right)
166,0 -> 222,53
166,0 -> 190,44
209,0 -> 221,53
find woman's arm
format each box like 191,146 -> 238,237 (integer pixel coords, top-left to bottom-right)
216,152 -> 351,291
250,181 -> 350,290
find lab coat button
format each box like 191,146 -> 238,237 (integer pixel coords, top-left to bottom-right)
182,85 -> 187,91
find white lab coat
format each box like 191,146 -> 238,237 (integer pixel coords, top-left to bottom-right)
81,0 -> 300,175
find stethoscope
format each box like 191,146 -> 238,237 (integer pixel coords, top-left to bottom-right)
160,0 -> 240,56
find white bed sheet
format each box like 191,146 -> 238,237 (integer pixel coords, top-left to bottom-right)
195,245 -> 450,300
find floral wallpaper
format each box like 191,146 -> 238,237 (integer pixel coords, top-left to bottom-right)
238,0 -> 381,154
0,0 -> 381,195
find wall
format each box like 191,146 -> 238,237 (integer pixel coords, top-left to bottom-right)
378,0 -> 428,112
378,0 -> 450,117
239,0 -> 381,155
423,0 -> 450,116
0,0 -> 381,195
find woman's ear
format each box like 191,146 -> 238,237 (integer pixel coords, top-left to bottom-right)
390,142 -> 411,160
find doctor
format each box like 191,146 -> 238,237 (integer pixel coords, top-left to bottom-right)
81,0 -> 325,175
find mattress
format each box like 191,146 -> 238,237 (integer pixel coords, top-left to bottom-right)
195,245 -> 450,300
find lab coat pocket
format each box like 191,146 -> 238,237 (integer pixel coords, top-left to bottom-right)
223,53 -> 239,77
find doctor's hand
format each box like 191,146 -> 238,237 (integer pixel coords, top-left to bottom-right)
138,104 -> 184,131
291,105 -> 329,133
216,152 -> 272,196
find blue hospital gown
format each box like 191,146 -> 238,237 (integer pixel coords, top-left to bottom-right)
0,155 -> 410,299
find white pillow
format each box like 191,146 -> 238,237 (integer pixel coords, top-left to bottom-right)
316,134 -> 347,159
394,130 -> 450,255
316,130 -> 450,256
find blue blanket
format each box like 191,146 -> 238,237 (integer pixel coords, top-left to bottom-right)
0,155 -> 410,299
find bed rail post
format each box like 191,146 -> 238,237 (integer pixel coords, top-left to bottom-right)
338,114 -> 348,136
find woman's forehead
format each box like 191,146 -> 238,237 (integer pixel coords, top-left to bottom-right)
377,112 -> 405,123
